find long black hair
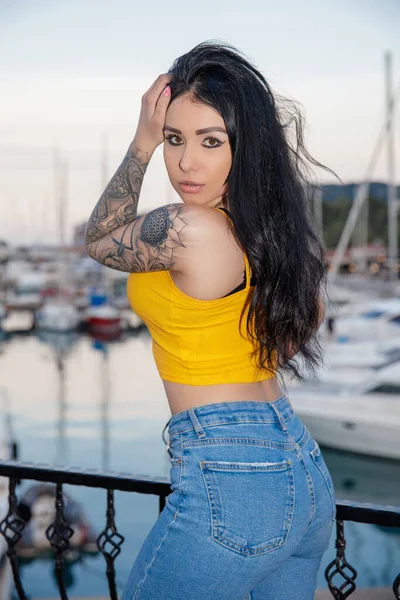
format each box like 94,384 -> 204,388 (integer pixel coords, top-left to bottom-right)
167,40 -> 341,382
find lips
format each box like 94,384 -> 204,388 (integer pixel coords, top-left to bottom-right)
178,182 -> 204,194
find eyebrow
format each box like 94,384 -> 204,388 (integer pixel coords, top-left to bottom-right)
163,125 -> 227,135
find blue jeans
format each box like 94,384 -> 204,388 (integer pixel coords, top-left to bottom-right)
121,395 -> 336,599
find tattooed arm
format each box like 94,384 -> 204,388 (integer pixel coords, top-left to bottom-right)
85,139 -> 152,246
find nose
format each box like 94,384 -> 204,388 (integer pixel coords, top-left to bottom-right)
178,144 -> 199,173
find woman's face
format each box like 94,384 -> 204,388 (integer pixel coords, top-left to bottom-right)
163,93 -> 232,208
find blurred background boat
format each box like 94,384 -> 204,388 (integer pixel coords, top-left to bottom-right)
285,358 -> 400,459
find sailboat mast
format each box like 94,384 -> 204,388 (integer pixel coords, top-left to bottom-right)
53,143 -> 69,300
385,51 -> 398,285
328,52 -> 398,284
60,160 -> 68,249
53,144 -> 62,301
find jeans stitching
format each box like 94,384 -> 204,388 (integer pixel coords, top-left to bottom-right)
171,416 -> 293,437
300,456 -> 316,535
133,437 -> 184,599
132,497 -> 184,599
311,453 -> 336,522
179,425 -> 309,451
183,437 -> 298,450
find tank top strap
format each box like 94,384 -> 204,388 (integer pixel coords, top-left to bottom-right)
243,249 -> 251,290
213,207 -> 251,290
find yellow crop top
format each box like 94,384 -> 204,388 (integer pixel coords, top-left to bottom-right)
126,207 -> 277,385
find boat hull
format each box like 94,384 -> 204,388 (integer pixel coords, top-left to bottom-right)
290,393 -> 400,460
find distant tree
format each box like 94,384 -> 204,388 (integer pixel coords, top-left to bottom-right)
322,194 -> 400,250
322,196 -> 351,249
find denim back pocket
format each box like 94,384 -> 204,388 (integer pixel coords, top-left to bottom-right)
310,441 -> 336,522
200,458 -> 294,557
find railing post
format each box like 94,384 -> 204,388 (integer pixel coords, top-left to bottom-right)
0,478 -> 28,600
159,495 -> 166,513
325,519 -> 357,598
46,482 -> 74,600
393,571 -> 400,600
97,488 -> 124,600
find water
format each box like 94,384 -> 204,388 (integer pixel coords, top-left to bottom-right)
0,331 -> 399,596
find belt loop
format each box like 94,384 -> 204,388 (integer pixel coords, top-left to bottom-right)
269,399 -> 298,448
268,401 -> 288,432
162,417 -> 173,457
162,417 -> 172,443
188,408 -> 206,438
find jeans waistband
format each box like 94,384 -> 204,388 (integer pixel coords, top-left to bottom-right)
164,394 -> 294,439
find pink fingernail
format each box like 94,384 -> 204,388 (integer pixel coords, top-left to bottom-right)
163,86 -> 171,96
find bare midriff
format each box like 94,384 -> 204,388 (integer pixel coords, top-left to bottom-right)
163,377 -> 288,416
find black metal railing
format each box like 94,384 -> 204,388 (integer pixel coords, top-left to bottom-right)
0,460 -> 398,600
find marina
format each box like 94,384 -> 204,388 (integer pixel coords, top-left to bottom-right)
0,168 -> 400,595
1,122 -> 400,598
0,300 -> 399,596
0,6 -> 399,596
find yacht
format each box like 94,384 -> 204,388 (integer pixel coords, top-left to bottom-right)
286,362 -> 400,460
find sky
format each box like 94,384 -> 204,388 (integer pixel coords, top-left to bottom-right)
0,0 -> 399,244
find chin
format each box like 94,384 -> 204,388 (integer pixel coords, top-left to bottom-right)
181,198 -> 201,206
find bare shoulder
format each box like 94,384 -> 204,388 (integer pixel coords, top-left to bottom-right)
180,204 -> 237,242
170,206 -> 246,300
180,206 -> 244,266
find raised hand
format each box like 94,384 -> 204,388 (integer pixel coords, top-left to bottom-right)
133,73 -> 173,154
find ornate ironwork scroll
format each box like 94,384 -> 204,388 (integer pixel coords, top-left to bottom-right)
325,519 -> 357,599
97,489 -> 124,600
45,482 -> 73,600
0,478 -> 28,600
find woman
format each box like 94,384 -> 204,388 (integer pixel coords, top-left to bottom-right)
85,41 -> 337,600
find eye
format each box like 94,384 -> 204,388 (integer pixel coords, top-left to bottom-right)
203,136 -> 223,148
165,134 -> 183,146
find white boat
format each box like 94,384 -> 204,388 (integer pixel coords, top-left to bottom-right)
13,272 -> 53,295
321,338 -> 400,369
287,362 -> 400,460
35,300 -> 81,332
325,281 -> 371,308
287,334 -> 400,379
5,292 -> 42,311
330,299 -> 400,342
1,310 -> 34,334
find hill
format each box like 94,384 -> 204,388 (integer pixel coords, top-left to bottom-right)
321,182 -> 400,203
